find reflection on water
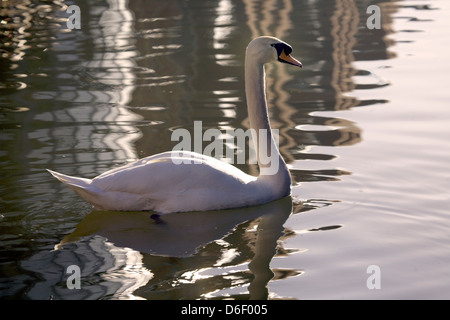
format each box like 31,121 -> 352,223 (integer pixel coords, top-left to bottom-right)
40,197 -> 294,299
22,236 -> 153,300
2,0 -> 450,299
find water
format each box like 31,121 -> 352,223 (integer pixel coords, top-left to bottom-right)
1,0 -> 450,300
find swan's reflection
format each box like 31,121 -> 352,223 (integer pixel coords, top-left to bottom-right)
58,196 -> 299,299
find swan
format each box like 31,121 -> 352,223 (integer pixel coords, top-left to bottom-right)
48,36 -> 302,213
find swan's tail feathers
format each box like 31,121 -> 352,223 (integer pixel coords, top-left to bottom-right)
47,169 -> 92,189
47,169 -> 151,211
47,169 -> 103,208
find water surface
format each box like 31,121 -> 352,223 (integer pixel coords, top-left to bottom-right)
1,0 -> 450,299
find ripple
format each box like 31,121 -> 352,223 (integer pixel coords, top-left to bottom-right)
291,168 -> 351,183
294,224 -> 343,235
0,105 -> 30,113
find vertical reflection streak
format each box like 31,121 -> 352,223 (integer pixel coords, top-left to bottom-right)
330,0 -> 359,110
242,0 -> 296,170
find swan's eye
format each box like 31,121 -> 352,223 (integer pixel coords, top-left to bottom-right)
271,43 -> 293,57
271,43 -> 302,68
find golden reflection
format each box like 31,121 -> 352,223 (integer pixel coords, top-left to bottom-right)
213,0 -> 235,51
0,0 -> 33,65
0,0 -> 64,92
243,0 -> 297,169
330,0 -> 359,111
290,0 -> 363,150
29,0 -> 144,173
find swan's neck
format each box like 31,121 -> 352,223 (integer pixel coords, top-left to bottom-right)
245,56 -> 291,194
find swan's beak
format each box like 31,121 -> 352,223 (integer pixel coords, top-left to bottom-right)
279,50 -> 302,68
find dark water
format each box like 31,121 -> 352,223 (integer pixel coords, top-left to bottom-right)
1,0 -> 450,299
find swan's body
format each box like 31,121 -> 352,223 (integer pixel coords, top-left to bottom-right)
48,36 -> 302,213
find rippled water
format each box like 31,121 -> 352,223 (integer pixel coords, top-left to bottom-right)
1,0 -> 450,299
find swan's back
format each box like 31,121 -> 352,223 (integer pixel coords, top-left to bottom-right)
50,152 -> 269,213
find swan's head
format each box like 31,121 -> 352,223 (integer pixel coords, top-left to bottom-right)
246,36 -> 302,68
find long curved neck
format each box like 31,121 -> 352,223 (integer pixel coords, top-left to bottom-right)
244,54 -> 291,194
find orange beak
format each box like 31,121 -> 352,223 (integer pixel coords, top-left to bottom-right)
279,50 -> 302,68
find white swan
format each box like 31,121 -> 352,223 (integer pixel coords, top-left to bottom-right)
48,36 -> 302,213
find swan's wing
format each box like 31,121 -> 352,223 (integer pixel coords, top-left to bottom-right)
49,151 -> 267,212
89,152 -> 259,212
94,151 -> 235,179
92,152 -> 255,195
